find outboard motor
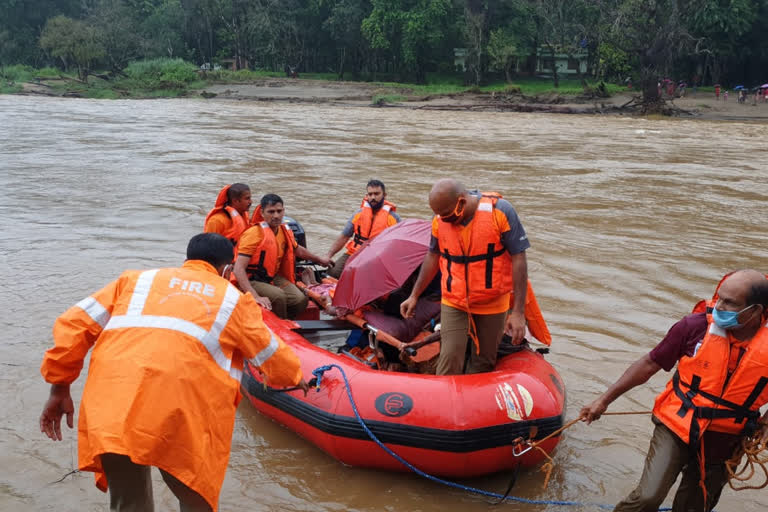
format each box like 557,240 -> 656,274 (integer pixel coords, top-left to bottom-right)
283,216 -> 306,248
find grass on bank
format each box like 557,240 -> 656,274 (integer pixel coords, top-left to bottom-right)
2,59 -> 627,100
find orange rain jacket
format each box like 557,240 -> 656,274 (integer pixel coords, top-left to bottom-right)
653,292 -> 768,445
345,199 -> 397,255
204,185 -> 249,244
40,260 -> 302,510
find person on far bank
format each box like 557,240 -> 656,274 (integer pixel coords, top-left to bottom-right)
203,183 -> 252,245
326,179 -> 400,279
39,233 -> 306,512
233,193 -> 332,319
400,179 -> 529,375
580,269 -> 768,512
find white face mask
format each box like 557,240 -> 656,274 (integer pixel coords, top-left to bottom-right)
221,264 -> 233,279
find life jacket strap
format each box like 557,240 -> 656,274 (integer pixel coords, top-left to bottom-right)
246,251 -> 273,282
671,371 -> 764,442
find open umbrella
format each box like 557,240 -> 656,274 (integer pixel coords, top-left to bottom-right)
332,219 -> 431,311
760,84 -> 768,89
734,85 -> 745,90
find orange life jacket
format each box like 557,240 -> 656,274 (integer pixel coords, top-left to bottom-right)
436,192 -> 512,305
40,260 -> 302,510
345,199 -> 397,255
519,280 -> 552,346
653,299 -> 768,445
204,185 -> 249,244
244,221 -> 297,284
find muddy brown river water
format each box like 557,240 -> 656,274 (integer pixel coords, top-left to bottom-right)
1,95 -> 767,511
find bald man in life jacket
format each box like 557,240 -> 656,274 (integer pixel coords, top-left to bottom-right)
581,270 -> 768,512
400,179 -> 530,375
203,184 -> 252,245
326,179 -> 401,279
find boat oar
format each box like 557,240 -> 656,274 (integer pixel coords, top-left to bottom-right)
343,314 -> 417,357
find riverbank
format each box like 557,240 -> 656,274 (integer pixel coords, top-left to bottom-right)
11,75 -> 768,121
198,79 -> 768,121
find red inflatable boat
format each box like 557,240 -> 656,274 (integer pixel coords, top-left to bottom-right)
241,311 -> 566,478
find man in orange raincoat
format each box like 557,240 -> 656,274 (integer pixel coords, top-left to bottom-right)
39,233 -> 307,511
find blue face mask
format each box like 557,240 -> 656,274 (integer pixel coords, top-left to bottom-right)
712,305 -> 755,330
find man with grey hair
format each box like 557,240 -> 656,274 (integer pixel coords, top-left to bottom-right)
581,270 -> 768,512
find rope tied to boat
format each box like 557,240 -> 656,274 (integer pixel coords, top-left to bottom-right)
308,364 -> 672,510
511,411 -> 653,491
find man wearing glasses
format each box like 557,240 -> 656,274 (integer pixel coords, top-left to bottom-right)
400,178 -> 529,375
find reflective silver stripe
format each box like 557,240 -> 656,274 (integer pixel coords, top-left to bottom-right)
260,221 -> 269,228
126,269 -> 159,316
229,368 -> 243,381
200,284 -> 241,372
478,202 -> 493,212
362,201 -> 371,209
104,315 -> 208,341
75,297 -> 111,328
250,328 -> 280,366
104,269 -> 242,380
383,204 -> 392,212
708,323 -> 727,337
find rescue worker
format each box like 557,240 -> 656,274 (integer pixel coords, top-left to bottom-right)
203,183 -> 252,245
581,270 -> 768,512
233,193 -> 332,319
39,233 -> 307,512
326,179 -> 401,278
400,179 -> 530,375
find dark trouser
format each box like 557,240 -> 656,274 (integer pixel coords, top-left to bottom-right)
436,304 -> 506,375
249,275 -> 308,319
614,419 -> 728,512
100,453 -> 211,512
327,252 -> 350,279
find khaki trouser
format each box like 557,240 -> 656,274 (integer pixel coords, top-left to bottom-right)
100,453 -> 211,512
250,275 -> 308,319
614,419 -> 727,512
326,252 -> 351,279
436,304 -> 506,375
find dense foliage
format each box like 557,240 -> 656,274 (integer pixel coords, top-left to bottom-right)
1,0 -> 766,87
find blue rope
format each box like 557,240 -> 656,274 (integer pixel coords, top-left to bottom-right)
311,364 -> 673,511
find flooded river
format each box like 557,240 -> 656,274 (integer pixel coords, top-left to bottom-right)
1,95 -> 767,511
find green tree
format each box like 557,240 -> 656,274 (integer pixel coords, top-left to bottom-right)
39,15 -> 105,81
687,0 -> 757,84
321,0 -> 372,79
487,27 -> 518,82
88,0 -> 143,73
362,0 -> 450,82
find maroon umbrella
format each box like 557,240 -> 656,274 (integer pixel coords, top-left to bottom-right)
332,218 -> 432,311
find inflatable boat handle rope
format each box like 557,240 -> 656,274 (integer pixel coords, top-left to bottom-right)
311,364 -> 671,510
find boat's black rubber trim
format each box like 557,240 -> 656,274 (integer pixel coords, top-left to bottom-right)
242,368 -> 565,453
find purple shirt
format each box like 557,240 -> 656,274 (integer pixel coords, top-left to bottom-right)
649,313 -> 707,371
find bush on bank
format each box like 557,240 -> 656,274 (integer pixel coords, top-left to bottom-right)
122,58 -> 198,89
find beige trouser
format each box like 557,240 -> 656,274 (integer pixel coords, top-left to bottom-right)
100,453 -> 211,512
436,304 -> 506,375
326,252 -> 351,279
614,419 -> 727,512
250,275 -> 308,319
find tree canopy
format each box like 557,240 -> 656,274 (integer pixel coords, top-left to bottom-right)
1,0 -> 766,86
